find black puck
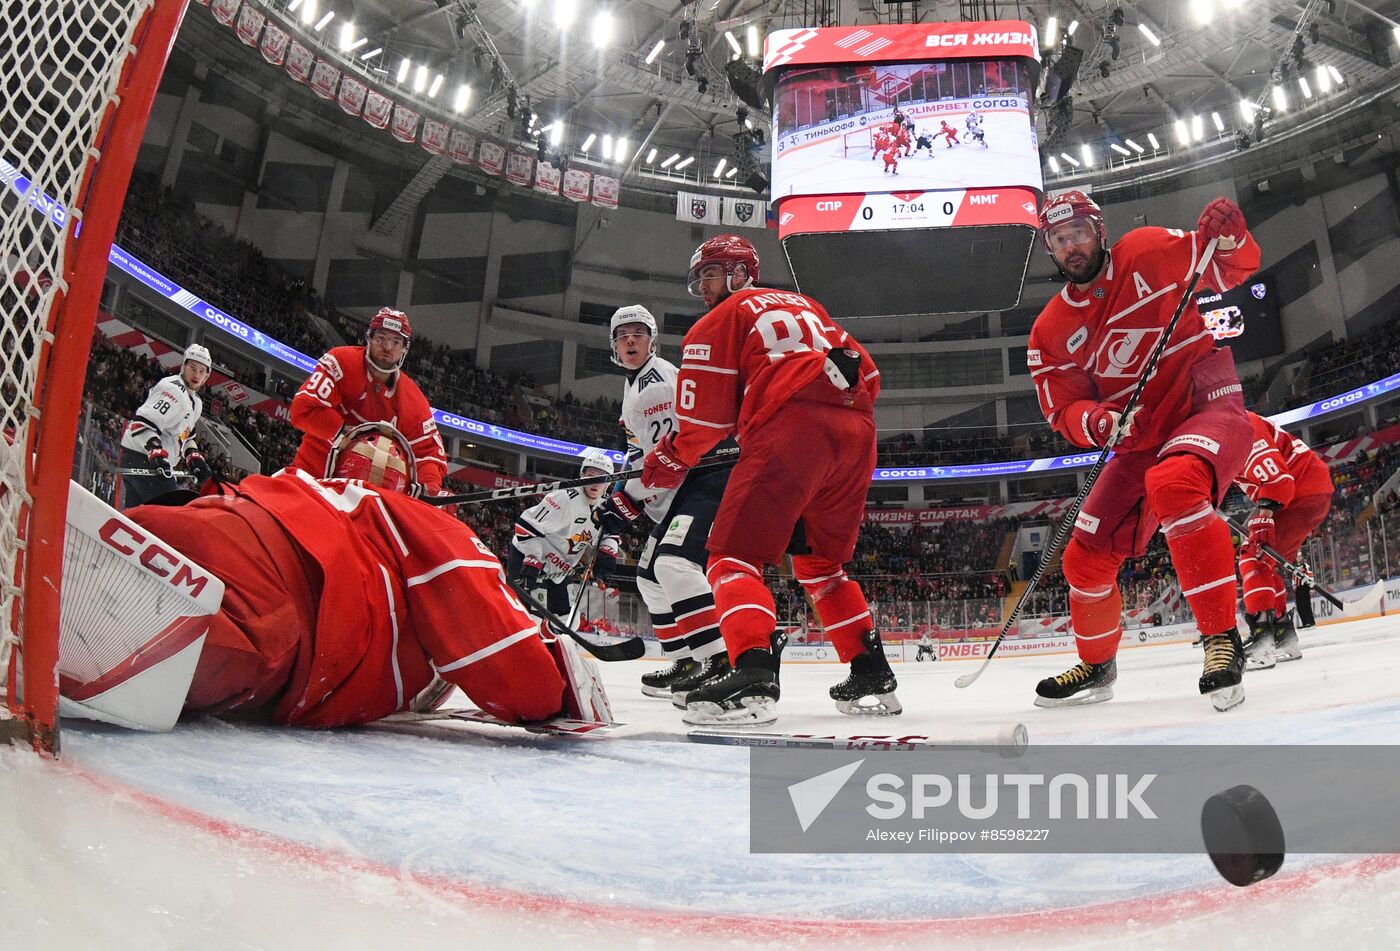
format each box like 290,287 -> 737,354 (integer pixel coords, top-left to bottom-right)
1200,784 -> 1285,887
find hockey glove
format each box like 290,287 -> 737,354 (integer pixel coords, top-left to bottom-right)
641,433 -> 690,490
1080,404 -> 1146,451
594,535 -> 622,582
184,449 -> 212,484
1246,503 -> 1279,553
1196,197 -> 1245,253
598,492 -> 641,536
518,558 -> 544,588
145,439 -> 173,480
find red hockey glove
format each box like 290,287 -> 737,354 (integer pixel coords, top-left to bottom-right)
1080,404 -> 1147,451
145,440 -> 173,480
1247,504 -> 1278,553
1196,197 -> 1245,253
183,449 -> 212,483
518,558 -> 544,587
642,434 -> 690,490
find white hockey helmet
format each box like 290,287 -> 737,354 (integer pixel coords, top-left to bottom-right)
182,343 -> 213,370
609,304 -> 658,366
579,448 -> 616,478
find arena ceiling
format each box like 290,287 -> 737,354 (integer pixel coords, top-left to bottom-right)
182,0 -> 1400,204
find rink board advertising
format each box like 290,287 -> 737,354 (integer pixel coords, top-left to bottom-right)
764,23 -> 1044,316
751,745 -> 1400,854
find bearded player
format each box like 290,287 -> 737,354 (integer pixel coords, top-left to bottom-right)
1029,190 -> 1261,711
290,307 -> 447,496
640,235 -> 898,726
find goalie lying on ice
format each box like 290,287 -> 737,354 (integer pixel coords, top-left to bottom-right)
60,467 -> 608,730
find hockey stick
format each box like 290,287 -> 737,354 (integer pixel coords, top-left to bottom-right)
423,446 -> 740,507
118,467 -> 193,478
1221,513 -> 1345,609
567,545 -> 601,630
505,576 -> 646,661
955,237 -> 1219,690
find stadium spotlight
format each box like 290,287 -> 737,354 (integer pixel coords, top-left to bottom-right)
359,47 -> 382,61
1174,119 -> 1190,145
1110,143 -> 1131,156
1124,137 -> 1144,153
1193,0 -> 1213,25
550,122 -> 564,146
726,167 -> 738,179
1211,111 -> 1224,132
1058,151 -> 1080,167
747,25 -> 760,57
1067,19 -> 1079,36
1272,85 -> 1288,111
454,85 -> 472,112
674,156 -> 695,170
1239,98 -> 1255,121
714,158 -> 727,177
580,132 -> 596,152
1081,143 -> 1093,165
414,64 -> 429,94
1326,64 -> 1343,85
313,10 -> 334,31
299,0 -> 315,26
1191,114 -> 1204,141
1138,23 -> 1160,46
724,31 -> 742,56
397,57 -> 411,84
1045,16 -> 1059,48
1317,65 -> 1332,92
592,9 -> 613,48
645,148 -> 657,163
1048,155 -> 1061,173
645,40 -> 665,64
554,0 -> 577,30
1299,75 -> 1313,99
602,135 -> 613,160
428,74 -> 444,98
660,153 -> 679,168
616,138 -> 629,162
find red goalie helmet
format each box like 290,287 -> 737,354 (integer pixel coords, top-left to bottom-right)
1038,189 -> 1106,251
326,423 -> 416,494
687,234 -> 760,297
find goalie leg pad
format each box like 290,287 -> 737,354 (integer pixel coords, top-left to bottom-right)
544,628 -> 614,724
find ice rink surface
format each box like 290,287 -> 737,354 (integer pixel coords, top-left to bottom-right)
5,616 -> 1400,950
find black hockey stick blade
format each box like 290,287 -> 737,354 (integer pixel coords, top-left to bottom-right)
424,446 -> 739,507
1221,513 -> 1345,609
505,577 -> 646,661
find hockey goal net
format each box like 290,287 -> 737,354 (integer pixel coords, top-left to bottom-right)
833,127 -> 873,158
1,0 -> 188,753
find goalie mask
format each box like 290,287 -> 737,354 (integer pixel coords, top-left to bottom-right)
609,305 -> 658,366
365,307 -> 412,373
326,423 -> 417,493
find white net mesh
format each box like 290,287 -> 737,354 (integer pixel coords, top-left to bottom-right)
0,2 -> 158,687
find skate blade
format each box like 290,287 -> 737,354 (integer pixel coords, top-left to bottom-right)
835,693 -> 903,717
1209,684 -> 1245,712
1275,648 -> 1302,662
682,697 -> 778,727
641,683 -> 677,699
1033,686 -> 1113,708
1245,651 -> 1276,671
670,691 -> 691,710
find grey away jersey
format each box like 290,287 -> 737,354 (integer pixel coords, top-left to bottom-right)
619,355 -> 679,522
121,374 -> 203,459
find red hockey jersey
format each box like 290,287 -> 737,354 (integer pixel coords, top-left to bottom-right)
1028,226 -> 1261,449
290,345 -> 447,491
668,287 -> 880,466
1236,412 -> 1334,504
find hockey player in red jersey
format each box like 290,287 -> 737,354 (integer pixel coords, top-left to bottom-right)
1029,190 -> 1262,711
871,129 -> 891,160
936,120 -> 960,147
1233,411 -> 1333,668
881,142 -> 900,175
290,307 -> 447,495
640,235 -> 898,726
120,441 -> 611,728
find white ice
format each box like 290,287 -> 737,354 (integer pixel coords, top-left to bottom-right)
5,616 -> 1400,950
772,112 -> 1041,200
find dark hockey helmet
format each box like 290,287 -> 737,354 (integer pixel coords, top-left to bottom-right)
326,422 -> 416,493
1038,189 -> 1106,252
365,307 -> 412,372
687,234 -> 760,297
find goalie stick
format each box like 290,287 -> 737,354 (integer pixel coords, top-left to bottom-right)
955,238 -> 1220,690
689,722 -> 1029,755
1222,513 -> 1344,609
383,706 -> 622,737
505,576 -> 646,661
424,446 -> 740,507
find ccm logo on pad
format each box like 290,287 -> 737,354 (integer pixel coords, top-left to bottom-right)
98,519 -> 212,598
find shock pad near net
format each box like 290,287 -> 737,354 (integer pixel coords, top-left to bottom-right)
0,0 -> 187,751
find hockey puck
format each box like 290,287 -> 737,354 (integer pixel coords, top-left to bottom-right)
1200,784 -> 1285,886
997,722 -> 1030,758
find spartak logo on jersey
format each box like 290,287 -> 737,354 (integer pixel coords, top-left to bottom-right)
1093,327 -> 1164,379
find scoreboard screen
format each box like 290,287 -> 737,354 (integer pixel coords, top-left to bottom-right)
1195,276 -> 1285,362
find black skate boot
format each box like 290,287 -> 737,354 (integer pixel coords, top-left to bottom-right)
1272,613 -> 1302,662
1242,612 -> 1276,670
669,652 -> 732,708
830,631 -> 901,716
1034,658 -> 1116,707
1200,628 -> 1246,711
681,647 -> 780,726
641,657 -> 700,698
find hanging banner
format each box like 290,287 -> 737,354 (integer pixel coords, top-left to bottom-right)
234,5 -> 264,45
478,141 -> 506,176
210,0 -> 240,26
561,168 -> 591,202
675,190 -> 720,224
337,76 -> 367,116
449,130 -> 477,165
505,152 -> 535,186
259,22 -> 289,65
286,42 -> 314,84
363,90 -> 393,129
391,104 -> 419,143
534,161 -> 561,196
592,175 -> 620,209
309,60 -> 340,100
421,119 -> 449,156
721,195 -> 766,229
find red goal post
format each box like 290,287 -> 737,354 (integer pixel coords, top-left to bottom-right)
1,0 -> 189,754
834,127 -> 873,158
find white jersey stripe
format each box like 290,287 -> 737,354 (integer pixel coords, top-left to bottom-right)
407,558 -> 502,587
435,625 -> 540,672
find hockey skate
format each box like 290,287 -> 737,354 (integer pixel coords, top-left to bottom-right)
1034,658 -> 1116,707
1242,613 -> 1276,671
1200,628 -> 1246,712
641,657 -> 700,698
682,648 -> 780,727
669,653 -> 732,709
1272,614 -> 1302,662
830,631 -> 902,716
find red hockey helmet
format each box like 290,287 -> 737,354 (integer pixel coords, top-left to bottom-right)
1038,189 -> 1106,252
365,307 -> 412,372
687,234 -> 760,298
326,423 -> 416,493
